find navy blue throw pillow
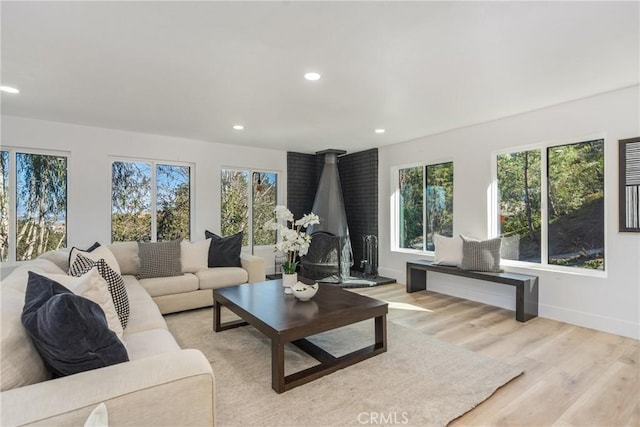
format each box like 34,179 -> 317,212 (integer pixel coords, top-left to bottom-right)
21,271 -> 129,378
205,230 -> 243,267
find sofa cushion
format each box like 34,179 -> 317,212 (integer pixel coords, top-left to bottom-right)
21,272 -> 129,378
69,254 -> 130,330
43,268 -> 124,340
1,287 -> 50,391
137,240 -> 182,279
181,239 -> 211,273
121,275 -> 169,334
108,242 -> 140,276
196,267 -> 248,290
69,244 -> 121,276
124,329 -> 180,361
139,273 -> 199,297
205,231 -> 243,267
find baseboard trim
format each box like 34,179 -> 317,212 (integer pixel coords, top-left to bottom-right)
540,303 -> 639,340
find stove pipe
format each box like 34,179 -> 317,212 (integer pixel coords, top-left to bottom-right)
307,150 -> 349,237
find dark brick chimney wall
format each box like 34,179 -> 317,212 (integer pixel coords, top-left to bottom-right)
287,148 -> 378,273
339,148 -> 378,271
286,152 -> 322,220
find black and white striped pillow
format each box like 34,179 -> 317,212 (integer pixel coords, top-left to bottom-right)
70,253 -> 130,329
460,236 -> 503,272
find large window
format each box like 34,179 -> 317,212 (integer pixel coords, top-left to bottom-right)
399,162 -> 454,251
497,139 -> 604,270
1,151 -> 8,260
399,166 -> 423,249
1,149 -> 68,261
221,169 -> 277,248
111,160 -> 191,242
497,150 -> 542,262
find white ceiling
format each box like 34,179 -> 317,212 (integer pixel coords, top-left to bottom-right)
1,1 -> 638,154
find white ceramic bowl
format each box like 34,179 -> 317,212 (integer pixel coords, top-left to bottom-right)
291,281 -> 319,301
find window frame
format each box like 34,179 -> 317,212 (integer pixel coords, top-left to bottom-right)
220,166 -> 279,252
392,158 -> 455,254
110,157 -> 194,242
1,146 -> 70,263
491,134 -> 607,277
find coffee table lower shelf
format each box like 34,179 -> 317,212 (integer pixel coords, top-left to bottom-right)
275,318 -> 387,393
212,281 -> 388,393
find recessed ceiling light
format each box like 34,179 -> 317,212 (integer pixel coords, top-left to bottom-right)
0,86 -> 20,94
233,125 -> 244,130
304,72 -> 321,81
375,129 -> 386,134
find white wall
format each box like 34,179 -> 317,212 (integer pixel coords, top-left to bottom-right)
1,115 -> 287,272
378,86 -> 640,339
3,87 -> 639,339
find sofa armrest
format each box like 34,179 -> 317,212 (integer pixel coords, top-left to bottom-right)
0,349 -> 214,427
240,253 -> 266,283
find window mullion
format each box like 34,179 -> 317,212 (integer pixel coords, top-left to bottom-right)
422,165 -> 427,252
247,170 -> 254,252
395,169 -> 401,250
540,149 -> 549,267
489,155 -> 499,238
189,166 -> 194,240
8,151 -> 16,263
150,162 -> 157,242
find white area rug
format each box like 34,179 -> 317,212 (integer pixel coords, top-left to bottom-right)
166,308 -> 522,426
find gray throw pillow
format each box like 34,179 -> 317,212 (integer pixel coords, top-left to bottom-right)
460,236 -> 503,272
137,240 -> 182,279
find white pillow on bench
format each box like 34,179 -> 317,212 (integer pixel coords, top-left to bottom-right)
433,234 -> 463,267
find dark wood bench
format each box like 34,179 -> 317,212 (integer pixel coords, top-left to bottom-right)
406,260 -> 538,322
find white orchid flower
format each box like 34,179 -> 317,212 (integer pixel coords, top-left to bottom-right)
297,213 -> 320,228
274,205 -> 294,222
266,205 -> 318,274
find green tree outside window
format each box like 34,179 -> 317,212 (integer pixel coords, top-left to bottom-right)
0,150 -> 67,261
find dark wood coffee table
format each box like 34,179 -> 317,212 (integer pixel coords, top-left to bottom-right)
212,280 -> 388,393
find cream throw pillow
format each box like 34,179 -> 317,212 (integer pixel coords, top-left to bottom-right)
433,234 -> 463,267
107,242 -> 140,276
44,269 -> 124,340
181,239 -> 211,273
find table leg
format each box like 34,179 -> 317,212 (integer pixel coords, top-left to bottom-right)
271,338 -> 285,393
213,299 -> 222,332
375,314 -> 387,351
212,299 -> 248,331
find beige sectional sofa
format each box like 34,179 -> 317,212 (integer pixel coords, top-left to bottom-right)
0,243 -> 266,426
106,242 -> 266,314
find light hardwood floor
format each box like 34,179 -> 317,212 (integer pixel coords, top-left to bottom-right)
351,283 -> 639,427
